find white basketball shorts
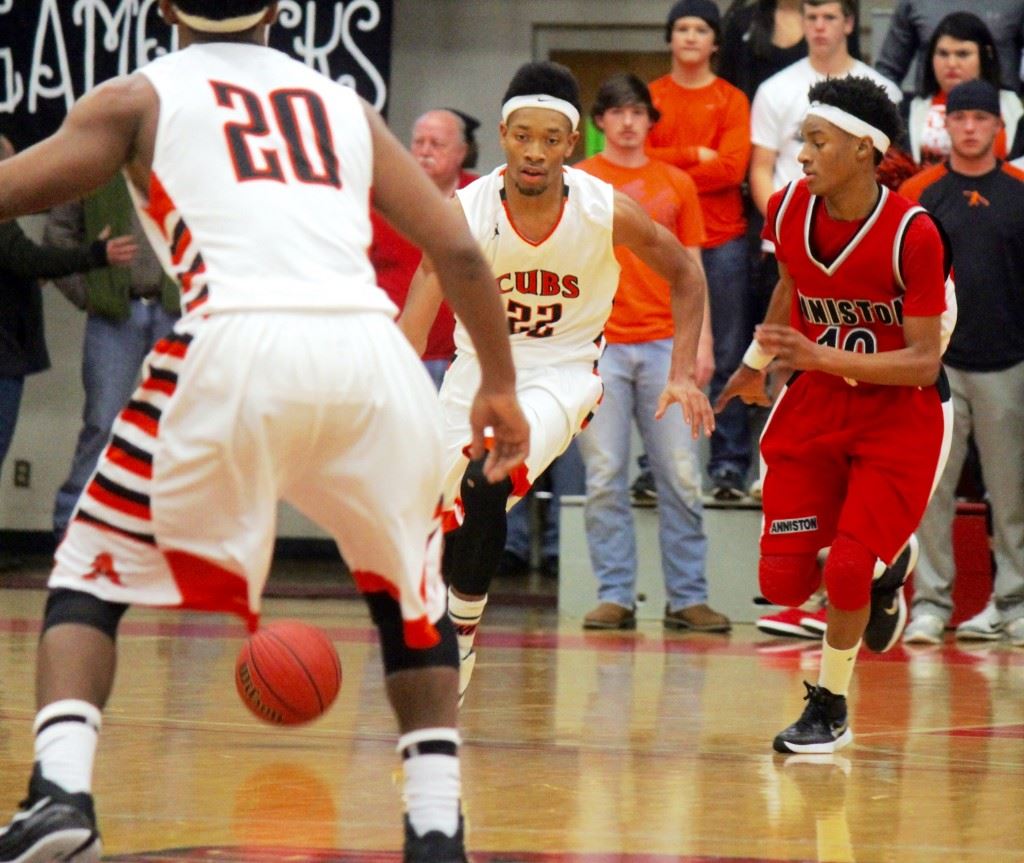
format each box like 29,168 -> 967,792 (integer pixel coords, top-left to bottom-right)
50,311 -> 447,648
437,351 -> 603,529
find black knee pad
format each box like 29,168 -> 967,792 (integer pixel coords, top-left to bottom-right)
461,457 -> 514,512
364,592 -> 458,675
43,589 -> 128,640
444,458 -> 514,596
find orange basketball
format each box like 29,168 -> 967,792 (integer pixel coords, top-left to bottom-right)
235,620 -> 342,725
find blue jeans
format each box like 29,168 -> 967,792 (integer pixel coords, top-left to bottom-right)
53,301 -> 178,539
703,236 -> 753,480
505,440 -> 585,561
577,339 -> 708,610
0,376 -> 25,477
423,357 -> 450,391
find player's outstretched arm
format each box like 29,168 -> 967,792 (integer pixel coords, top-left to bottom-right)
0,75 -> 153,220
611,190 -> 714,438
398,259 -> 444,356
714,259 -> 794,411
365,104 -> 528,480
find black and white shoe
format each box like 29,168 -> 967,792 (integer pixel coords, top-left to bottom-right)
864,535 -> 919,653
773,681 -> 853,754
0,765 -> 100,863
403,814 -> 468,863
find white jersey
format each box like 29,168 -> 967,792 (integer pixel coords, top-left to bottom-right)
454,165 -> 620,367
134,43 -> 393,317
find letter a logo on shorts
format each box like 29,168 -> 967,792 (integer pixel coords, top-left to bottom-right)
84,552 -> 124,586
769,516 -> 819,535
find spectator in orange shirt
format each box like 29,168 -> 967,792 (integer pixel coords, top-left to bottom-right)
647,0 -> 756,500
575,74 -> 729,634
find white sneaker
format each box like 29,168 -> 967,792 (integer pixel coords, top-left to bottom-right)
955,601 -> 1003,641
902,614 -> 946,645
458,649 -> 476,707
1005,618 -> 1024,648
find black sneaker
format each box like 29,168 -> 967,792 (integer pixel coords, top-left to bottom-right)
0,765 -> 100,863
403,814 -> 468,863
711,469 -> 746,501
630,470 -> 657,506
864,535 -> 918,653
773,681 -> 853,754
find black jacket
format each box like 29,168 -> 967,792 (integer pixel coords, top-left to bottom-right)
0,221 -> 105,378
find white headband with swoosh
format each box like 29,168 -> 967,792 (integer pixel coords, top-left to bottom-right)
805,102 -> 891,154
174,6 -> 268,33
501,95 -> 580,131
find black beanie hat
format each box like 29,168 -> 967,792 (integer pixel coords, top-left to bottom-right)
665,0 -> 721,42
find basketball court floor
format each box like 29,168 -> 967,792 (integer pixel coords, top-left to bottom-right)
1,566 -> 1023,863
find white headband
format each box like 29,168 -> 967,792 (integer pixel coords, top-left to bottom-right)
805,102 -> 891,154
501,95 -> 580,132
174,7 -> 268,33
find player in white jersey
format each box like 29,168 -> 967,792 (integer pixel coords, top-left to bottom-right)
401,62 -> 715,703
0,4 -> 528,863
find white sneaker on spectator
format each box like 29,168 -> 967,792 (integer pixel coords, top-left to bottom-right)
902,614 -> 946,645
955,601 -> 1003,641
1006,617 -> 1024,648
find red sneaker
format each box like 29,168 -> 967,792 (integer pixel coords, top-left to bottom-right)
799,607 -> 829,636
757,607 -> 822,639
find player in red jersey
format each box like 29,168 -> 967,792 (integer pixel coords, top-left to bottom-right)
718,76 -> 954,753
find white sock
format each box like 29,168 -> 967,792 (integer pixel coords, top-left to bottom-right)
447,589 -> 487,659
398,728 -> 461,838
33,700 -> 102,794
818,640 -> 861,697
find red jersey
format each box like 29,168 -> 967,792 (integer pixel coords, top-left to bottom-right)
763,180 -> 947,360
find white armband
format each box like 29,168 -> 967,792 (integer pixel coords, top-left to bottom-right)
742,339 -> 775,370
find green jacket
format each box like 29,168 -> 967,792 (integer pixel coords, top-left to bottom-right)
81,176 -> 178,321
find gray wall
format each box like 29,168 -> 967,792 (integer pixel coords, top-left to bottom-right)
1,1 -> 896,536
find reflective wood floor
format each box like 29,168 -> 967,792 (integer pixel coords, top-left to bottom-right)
2,580 -> 1024,862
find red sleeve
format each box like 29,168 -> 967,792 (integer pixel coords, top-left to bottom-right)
761,186 -> 788,260
900,214 -> 947,318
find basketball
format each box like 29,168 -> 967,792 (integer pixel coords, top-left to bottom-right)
235,620 -> 342,726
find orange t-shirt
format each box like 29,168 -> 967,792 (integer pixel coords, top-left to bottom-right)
575,154 -> 705,344
645,75 -> 750,248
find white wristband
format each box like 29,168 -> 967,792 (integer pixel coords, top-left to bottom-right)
742,339 -> 775,370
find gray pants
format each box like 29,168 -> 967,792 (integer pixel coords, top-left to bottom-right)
913,362 -> 1024,624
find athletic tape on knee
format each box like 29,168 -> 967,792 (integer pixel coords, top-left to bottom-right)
823,535 -> 876,610
43,589 -> 128,640
759,553 -> 821,607
365,592 -> 458,674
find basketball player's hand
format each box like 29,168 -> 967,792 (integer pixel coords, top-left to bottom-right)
469,391 -> 530,483
754,324 -> 819,371
715,365 -> 771,411
655,379 -> 715,438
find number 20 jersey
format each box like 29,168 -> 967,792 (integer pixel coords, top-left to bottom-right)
133,42 -> 391,317
454,165 -> 621,368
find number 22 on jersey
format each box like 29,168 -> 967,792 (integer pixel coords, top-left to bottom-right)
211,80 -> 342,188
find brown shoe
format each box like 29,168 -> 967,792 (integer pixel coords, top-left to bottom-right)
663,603 -> 731,633
583,602 -> 637,630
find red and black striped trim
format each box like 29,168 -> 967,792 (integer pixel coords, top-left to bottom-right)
140,366 -> 178,397
122,399 -> 163,437
74,508 -> 156,546
88,472 -> 151,519
106,434 -> 154,479
153,332 -> 194,358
